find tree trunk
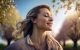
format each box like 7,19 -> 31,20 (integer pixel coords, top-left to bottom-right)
63,40 -> 66,47
7,39 -> 11,46
73,40 -> 77,49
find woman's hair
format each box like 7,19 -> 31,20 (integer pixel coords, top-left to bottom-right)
18,5 -> 51,37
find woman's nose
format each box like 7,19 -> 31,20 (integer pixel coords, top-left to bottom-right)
49,17 -> 53,22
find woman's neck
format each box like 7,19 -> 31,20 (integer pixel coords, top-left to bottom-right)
30,26 -> 47,45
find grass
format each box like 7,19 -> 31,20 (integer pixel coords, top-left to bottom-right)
0,43 -> 80,50
63,44 -> 80,50
0,44 -> 6,50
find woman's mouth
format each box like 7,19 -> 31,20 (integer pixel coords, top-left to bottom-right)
47,23 -> 53,26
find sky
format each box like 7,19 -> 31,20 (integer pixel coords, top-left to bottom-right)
14,0 -> 66,35
14,0 -> 53,18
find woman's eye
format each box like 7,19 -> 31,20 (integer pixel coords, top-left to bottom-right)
44,15 -> 48,17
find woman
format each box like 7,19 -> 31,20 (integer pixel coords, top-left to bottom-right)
5,5 -> 63,50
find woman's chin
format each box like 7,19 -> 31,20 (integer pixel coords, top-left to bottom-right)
45,28 -> 52,31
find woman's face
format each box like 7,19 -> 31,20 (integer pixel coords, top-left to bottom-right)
33,8 -> 53,31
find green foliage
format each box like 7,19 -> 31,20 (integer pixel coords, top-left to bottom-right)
52,0 -> 55,3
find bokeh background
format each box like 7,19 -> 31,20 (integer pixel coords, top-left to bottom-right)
0,0 -> 80,50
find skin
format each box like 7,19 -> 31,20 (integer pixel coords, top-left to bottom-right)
30,8 -> 53,48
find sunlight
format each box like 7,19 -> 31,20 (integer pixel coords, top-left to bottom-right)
52,9 -> 67,36
52,1 -> 76,36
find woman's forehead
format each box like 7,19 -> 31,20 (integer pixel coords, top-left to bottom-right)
39,8 -> 52,15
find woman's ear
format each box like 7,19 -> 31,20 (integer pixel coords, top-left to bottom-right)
31,18 -> 37,24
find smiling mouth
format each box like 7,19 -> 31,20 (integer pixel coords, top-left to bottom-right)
47,23 -> 53,26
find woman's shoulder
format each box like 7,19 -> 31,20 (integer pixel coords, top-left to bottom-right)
5,38 -> 27,50
5,38 -> 35,50
4,41 -> 21,50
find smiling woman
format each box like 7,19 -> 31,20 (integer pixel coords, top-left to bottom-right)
5,5 -> 63,50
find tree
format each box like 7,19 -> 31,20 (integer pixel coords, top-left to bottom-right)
0,0 -> 21,26
59,10 -> 80,48
67,13 -> 80,49
0,0 -> 21,45
1,24 -> 14,46
52,0 -> 80,48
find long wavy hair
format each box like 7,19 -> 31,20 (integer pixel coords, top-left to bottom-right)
18,5 -> 51,37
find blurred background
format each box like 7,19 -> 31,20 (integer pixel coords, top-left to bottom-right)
0,0 -> 80,50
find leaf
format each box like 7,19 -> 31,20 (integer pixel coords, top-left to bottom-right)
61,0 -> 65,2
52,0 -> 55,3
